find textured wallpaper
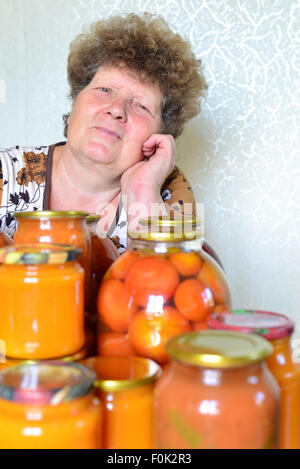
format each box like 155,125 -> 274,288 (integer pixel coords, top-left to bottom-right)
0,0 -> 299,330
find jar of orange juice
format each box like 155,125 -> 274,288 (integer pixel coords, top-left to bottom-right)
97,217 -> 231,364
0,231 -> 13,247
207,309 -> 300,449
155,330 -> 279,449
81,356 -> 161,449
0,362 -> 102,449
0,244 -> 84,359
13,211 -> 91,312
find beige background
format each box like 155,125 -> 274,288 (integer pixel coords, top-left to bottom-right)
0,0 -> 299,327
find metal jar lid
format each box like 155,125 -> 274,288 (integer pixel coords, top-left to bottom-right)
14,210 -> 89,219
129,216 -> 203,242
166,330 -> 273,368
81,356 -> 161,392
207,309 -> 294,340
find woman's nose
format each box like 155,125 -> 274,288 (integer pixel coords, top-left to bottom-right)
105,99 -> 127,121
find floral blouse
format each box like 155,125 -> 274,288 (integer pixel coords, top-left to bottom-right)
0,143 -> 196,253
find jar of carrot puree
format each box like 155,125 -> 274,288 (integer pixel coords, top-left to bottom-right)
0,362 -> 102,449
13,211 -> 91,313
155,330 -> 279,449
207,309 -> 300,449
81,356 -> 161,449
0,231 -> 13,247
97,216 -> 231,364
0,244 -> 84,359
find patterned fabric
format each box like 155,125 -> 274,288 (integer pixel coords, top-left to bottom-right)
0,144 -> 196,253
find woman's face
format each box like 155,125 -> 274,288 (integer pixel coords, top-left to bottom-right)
67,65 -> 163,176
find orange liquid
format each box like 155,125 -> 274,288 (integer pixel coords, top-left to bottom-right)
13,215 -> 91,313
81,356 -> 159,449
0,395 -> 102,449
268,336 -> 300,449
155,361 -> 279,449
0,262 -> 84,359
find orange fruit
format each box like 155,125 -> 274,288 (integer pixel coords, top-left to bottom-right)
124,256 -> 180,308
169,252 -> 203,277
192,321 -> 208,331
108,250 -> 139,280
128,306 -> 191,365
174,278 -> 215,322
97,278 -> 137,333
197,262 -> 231,304
97,332 -> 135,357
213,304 -> 229,313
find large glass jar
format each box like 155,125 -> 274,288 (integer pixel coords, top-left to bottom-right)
81,356 -> 161,449
0,362 -> 102,449
0,244 -> 84,359
97,217 -> 231,365
13,211 -> 91,312
155,330 -> 279,449
207,309 -> 300,449
0,231 -> 13,247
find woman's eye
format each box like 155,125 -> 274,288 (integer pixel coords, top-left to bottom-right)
136,103 -> 149,112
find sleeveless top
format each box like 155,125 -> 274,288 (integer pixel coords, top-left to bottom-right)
0,142 -> 196,253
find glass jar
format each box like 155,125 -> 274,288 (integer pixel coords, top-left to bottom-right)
0,362 -> 102,449
0,244 -> 84,359
207,309 -> 300,449
86,215 -> 118,313
0,231 -> 13,247
97,217 -> 231,365
84,215 -> 118,356
81,356 -> 161,449
13,211 -> 91,312
155,330 -> 279,449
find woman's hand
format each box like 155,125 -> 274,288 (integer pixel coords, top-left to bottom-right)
120,133 -> 175,233
120,133 -> 175,202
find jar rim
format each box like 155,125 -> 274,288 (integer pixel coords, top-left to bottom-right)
14,210 -> 89,219
166,331 -> 273,368
129,216 -> 203,242
80,356 -> 161,391
207,310 -> 294,340
0,362 -> 96,405
0,243 -> 82,265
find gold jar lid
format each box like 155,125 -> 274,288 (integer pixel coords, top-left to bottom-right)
86,214 -> 101,224
14,210 -> 89,219
129,216 -> 203,242
166,330 -> 273,368
80,356 -> 161,391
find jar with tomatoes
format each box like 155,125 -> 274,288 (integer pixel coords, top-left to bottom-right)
97,217 -> 232,365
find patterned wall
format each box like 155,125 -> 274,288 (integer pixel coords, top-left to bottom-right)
0,0 -> 299,326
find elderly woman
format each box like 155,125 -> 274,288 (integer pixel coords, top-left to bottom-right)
0,13 -> 207,252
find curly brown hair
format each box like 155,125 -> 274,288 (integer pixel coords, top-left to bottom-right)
63,13 -> 207,139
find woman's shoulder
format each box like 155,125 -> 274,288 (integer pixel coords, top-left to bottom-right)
161,165 -> 196,215
0,145 -> 51,237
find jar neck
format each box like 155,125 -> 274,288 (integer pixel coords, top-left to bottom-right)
0,262 -> 78,273
170,359 -> 265,383
129,238 -> 203,253
269,335 -> 292,353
